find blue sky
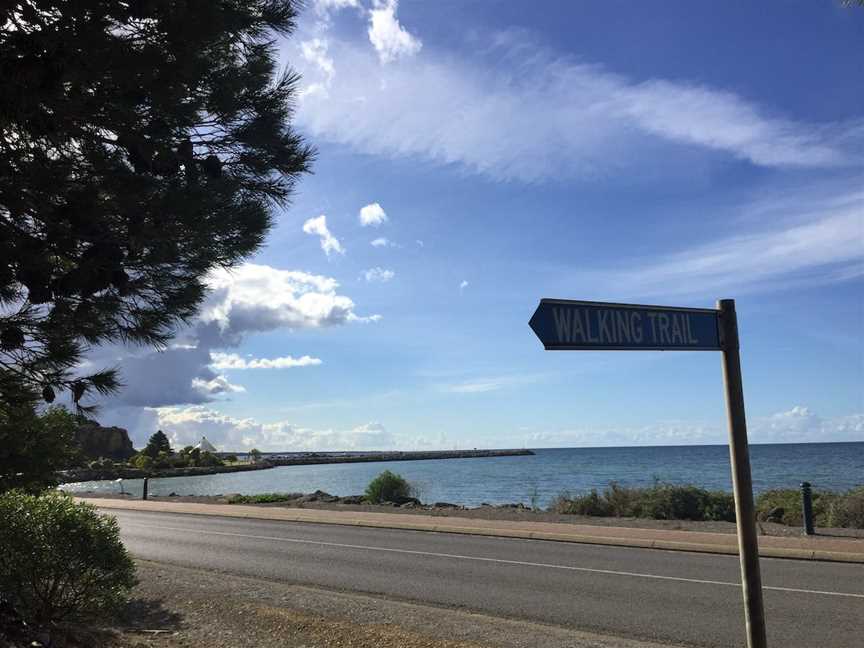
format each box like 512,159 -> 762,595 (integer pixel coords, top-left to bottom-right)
99,1 -> 864,451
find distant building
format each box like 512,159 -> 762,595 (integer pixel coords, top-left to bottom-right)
195,436 -> 217,453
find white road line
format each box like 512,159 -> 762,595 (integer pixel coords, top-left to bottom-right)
123,522 -> 864,600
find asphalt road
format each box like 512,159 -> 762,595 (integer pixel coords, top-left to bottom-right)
113,509 -> 864,647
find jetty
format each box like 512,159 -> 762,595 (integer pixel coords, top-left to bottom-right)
243,448 -> 534,467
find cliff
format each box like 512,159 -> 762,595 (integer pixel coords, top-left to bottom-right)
74,424 -> 136,461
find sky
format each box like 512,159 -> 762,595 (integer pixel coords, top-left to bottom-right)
95,0 -> 864,451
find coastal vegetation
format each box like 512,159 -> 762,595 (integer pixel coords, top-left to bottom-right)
552,482 -> 737,522
0,491 -> 136,625
0,406 -> 81,493
365,470 -> 413,504
551,482 -> 864,529
755,487 -> 864,529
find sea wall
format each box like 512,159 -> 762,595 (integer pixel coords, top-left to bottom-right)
266,448 -> 535,467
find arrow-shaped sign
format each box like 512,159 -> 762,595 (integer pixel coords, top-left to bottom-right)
529,299 -> 721,351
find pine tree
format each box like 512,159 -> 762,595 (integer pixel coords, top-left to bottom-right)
0,1 -> 313,411
143,430 -> 172,458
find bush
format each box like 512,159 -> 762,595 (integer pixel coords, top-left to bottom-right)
197,451 -> 224,467
0,491 -> 136,625
553,482 -> 736,522
825,487 -> 864,528
87,457 -> 115,471
0,405 -> 81,494
365,470 -> 412,504
552,490 -> 610,516
756,487 -> 864,529
131,453 -> 153,470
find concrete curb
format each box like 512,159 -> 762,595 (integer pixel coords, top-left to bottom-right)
84,499 -> 864,564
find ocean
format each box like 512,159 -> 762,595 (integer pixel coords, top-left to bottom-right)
63,442 -> 864,508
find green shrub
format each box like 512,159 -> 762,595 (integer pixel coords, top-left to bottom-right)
703,491 -> 737,522
197,451 -> 224,467
0,491 -> 136,625
131,453 -> 153,470
552,489 -> 610,516
365,470 -> 411,504
553,482 -> 736,522
0,405 -> 81,494
755,488 -> 838,526
825,487 -> 864,528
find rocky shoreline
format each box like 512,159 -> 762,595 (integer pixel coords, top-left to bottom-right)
227,489 -> 524,511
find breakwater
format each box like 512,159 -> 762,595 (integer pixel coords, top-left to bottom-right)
58,449 -> 534,484
264,448 -> 534,467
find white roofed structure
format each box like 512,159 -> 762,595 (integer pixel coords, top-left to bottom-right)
195,436 -> 217,453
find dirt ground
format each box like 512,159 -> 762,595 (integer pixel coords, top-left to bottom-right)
76,492 -> 864,539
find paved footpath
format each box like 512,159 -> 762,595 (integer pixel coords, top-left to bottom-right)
85,497 -> 864,563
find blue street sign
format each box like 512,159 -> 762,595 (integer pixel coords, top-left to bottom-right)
529,299 -> 721,351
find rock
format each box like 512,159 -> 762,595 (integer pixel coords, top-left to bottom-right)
74,423 -> 135,460
433,502 -> 458,508
339,495 -> 365,505
392,496 -> 421,506
298,490 -> 337,503
764,506 -> 785,522
168,492 -> 178,497
400,502 -> 417,508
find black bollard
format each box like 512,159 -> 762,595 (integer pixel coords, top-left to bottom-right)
142,477 -> 149,501
801,482 -> 814,536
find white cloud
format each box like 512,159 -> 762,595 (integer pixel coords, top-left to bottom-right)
584,185 -> 864,299
753,406 -> 863,444
447,380 -> 505,394
149,406 -> 396,452
313,0 -> 359,16
97,263 -> 377,410
362,267 -> 395,282
459,280 -> 469,293
522,406 -> 864,448
442,373 -> 541,395
202,264 -> 365,340
292,32 -> 862,182
191,375 -> 245,396
359,202 -> 388,226
210,352 -> 322,370
299,38 -> 335,98
371,237 -> 395,247
303,214 -> 345,256
367,0 -> 421,64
